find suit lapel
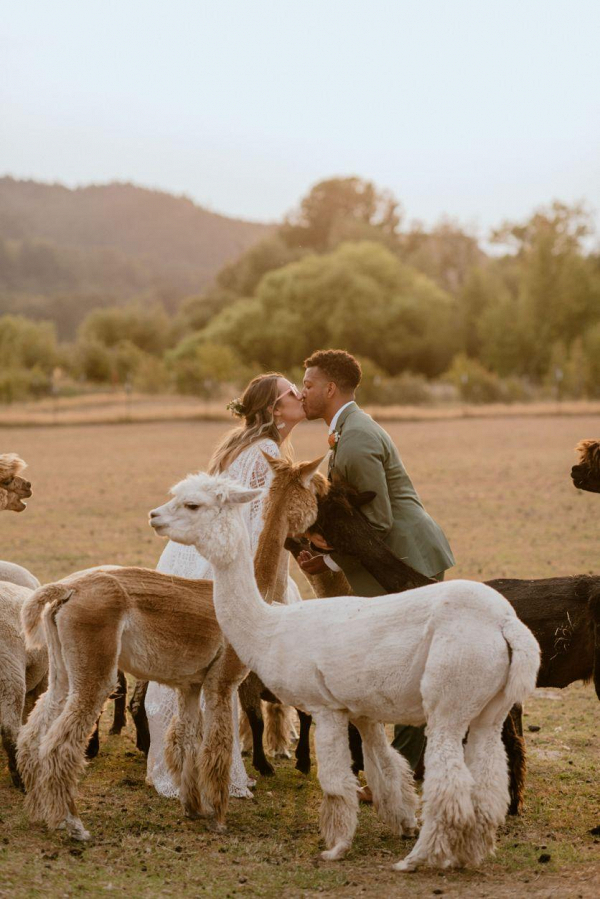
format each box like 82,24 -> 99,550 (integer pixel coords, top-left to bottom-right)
328,402 -> 359,475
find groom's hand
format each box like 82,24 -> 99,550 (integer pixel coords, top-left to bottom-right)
298,550 -> 329,575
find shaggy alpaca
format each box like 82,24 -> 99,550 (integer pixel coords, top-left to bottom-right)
304,472 -> 600,813
0,583 -> 48,787
571,439 -> 600,493
16,458 -> 322,840
17,569 -> 239,840
150,471 -> 541,872
0,455 -> 32,512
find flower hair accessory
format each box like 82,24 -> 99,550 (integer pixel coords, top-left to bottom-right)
226,397 -> 246,417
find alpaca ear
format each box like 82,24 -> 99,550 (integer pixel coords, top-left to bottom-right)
298,456 -> 325,488
350,490 -> 377,508
228,487 -> 263,505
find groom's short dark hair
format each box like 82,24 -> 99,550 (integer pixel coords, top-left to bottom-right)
304,349 -> 362,392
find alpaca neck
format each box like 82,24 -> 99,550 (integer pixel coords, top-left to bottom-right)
253,497 -> 289,603
209,519 -> 275,670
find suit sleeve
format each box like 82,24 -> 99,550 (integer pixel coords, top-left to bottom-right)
334,431 -> 393,536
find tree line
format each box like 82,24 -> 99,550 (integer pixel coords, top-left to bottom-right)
1,177 -> 599,404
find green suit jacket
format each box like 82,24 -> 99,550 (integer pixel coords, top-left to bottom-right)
329,402 -> 455,596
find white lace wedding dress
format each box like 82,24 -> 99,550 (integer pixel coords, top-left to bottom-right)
145,437 -> 302,800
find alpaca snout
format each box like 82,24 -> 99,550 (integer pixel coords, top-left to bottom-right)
148,510 -> 164,530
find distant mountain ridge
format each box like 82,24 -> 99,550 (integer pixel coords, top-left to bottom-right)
0,177 -> 272,334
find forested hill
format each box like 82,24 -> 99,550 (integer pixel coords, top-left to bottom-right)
0,178 -> 271,334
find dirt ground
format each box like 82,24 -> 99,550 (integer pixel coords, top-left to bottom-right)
1,414 -> 598,896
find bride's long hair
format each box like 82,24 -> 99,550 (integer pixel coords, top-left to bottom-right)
208,372 -> 290,474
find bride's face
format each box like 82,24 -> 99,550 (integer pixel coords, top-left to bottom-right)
273,378 -> 305,429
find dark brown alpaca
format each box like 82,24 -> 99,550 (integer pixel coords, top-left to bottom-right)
571,439 -> 600,493
303,473 -> 600,815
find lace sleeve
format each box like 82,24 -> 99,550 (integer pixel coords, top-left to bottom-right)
227,439 -> 280,557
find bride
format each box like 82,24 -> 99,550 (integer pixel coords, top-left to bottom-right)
146,372 -> 306,799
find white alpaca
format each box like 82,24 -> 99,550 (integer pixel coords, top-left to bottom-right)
150,472 -> 541,872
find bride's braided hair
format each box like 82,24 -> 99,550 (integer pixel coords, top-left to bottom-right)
209,372 -> 287,474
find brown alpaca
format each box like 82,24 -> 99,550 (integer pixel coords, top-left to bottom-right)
571,439 -> 600,493
303,472 -> 600,814
0,455 -> 32,512
16,457 -> 323,840
238,455 -> 328,777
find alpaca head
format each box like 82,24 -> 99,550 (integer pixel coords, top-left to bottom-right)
0,454 -> 32,512
149,472 -> 262,565
306,472 -> 376,552
262,454 -> 325,536
571,439 -> 600,494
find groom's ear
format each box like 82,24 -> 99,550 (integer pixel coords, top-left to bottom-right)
350,490 -> 377,508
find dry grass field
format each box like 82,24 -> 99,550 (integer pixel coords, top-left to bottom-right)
1,414 -> 599,897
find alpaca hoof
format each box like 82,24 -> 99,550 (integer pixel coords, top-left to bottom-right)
274,749 -> 291,760
108,726 -> 124,736
254,760 -> 275,777
393,857 -> 418,872
295,757 -> 311,775
320,842 -> 350,862
207,819 -> 226,834
184,807 -> 202,820
64,816 -> 91,842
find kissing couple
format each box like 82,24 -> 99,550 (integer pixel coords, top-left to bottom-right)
145,349 -> 455,801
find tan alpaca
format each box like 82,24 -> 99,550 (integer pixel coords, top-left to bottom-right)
0,455 -> 32,512
17,457 -> 323,840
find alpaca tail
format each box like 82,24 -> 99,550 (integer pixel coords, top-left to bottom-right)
501,615 -> 540,707
21,584 -> 73,650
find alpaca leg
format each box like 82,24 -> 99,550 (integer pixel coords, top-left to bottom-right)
394,720 -> 475,872
239,707 -> 253,755
1,674 -> 25,789
295,710 -> 312,774
199,684 -> 234,830
176,685 -> 205,821
461,699 -> 513,865
164,686 -> 203,793
503,705 -> 525,815
35,675 -> 115,838
353,718 -> 418,837
109,670 -> 127,735
264,701 -> 292,759
85,716 -> 102,759
17,621 -> 71,802
129,680 -> 150,756
313,711 -> 358,861
239,674 -> 274,776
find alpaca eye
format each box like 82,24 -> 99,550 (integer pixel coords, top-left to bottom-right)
0,479 -> 12,487
184,503 -> 200,511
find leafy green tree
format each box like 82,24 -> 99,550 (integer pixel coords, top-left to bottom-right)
201,241 -> 460,377
0,314 -> 58,371
78,303 -> 173,355
490,202 -> 600,378
281,177 -> 401,251
167,338 -> 244,397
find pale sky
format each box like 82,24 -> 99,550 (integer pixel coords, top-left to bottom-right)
1,0 -> 599,236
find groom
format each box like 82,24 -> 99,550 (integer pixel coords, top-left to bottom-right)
299,349 -> 455,773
